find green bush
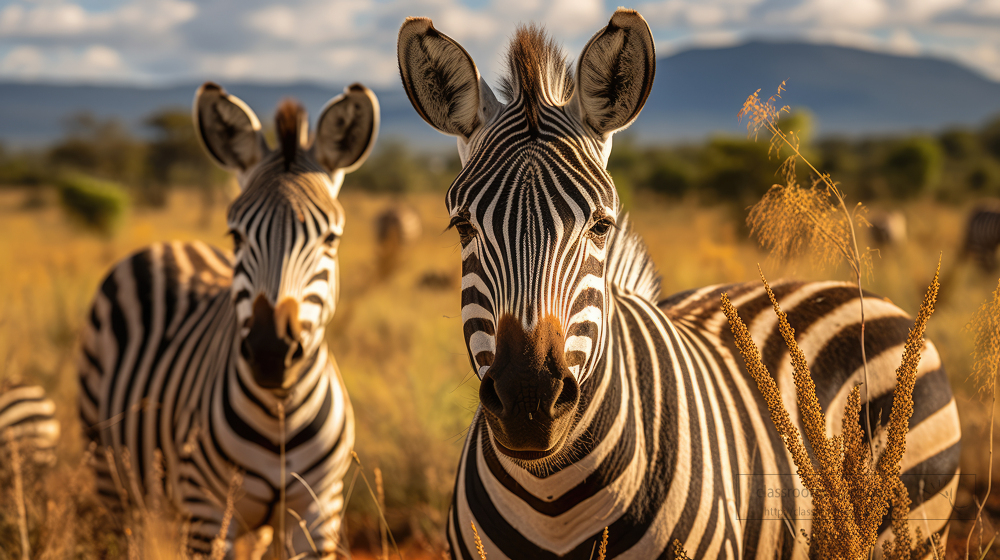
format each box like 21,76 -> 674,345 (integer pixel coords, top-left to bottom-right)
882,137 -> 943,199
56,174 -> 128,236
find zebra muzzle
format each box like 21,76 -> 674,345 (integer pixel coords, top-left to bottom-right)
479,314 -> 580,458
242,294 -> 306,390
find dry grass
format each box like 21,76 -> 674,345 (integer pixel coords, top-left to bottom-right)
722,263 -> 941,558
0,185 -> 994,558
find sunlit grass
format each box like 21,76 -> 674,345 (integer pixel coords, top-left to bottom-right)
0,185 -> 994,557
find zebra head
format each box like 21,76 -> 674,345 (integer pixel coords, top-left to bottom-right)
194,82 -> 379,393
398,11 -> 654,459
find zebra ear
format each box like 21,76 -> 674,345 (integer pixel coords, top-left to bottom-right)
193,82 -> 269,173
311,83 -> 380,178
397,17 -> 500,140
573,9 -> 656,139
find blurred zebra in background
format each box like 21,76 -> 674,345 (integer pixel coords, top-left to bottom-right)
374,205 -> 422,279
398,10 -> 961,559
961,204 -> 1000,271
0,383 -> 60,465
77,82 -> 378,556
868,210 -> 908,247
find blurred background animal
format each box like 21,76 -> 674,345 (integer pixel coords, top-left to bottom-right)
374,204 -> 422,280
961,202 -> 1000,272
0,382 -> 60,466
868,209 -> 908,247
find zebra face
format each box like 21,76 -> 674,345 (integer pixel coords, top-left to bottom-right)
399,11 -> 654,458
194,82 -> 379,393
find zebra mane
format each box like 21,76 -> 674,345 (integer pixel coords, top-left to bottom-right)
499,25 -> 575,128
275,99 -> 307,171
606,214 -> 661,303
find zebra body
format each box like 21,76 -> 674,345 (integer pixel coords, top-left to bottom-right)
397,10 -> 960,559
961,205 -> 1000,271
0,384 -> 60,465
78,83 -> 378,556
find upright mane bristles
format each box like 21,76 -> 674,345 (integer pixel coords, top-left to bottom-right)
275,99 -> 307,171
607,214 -> 661,303
500,25 -> 574,129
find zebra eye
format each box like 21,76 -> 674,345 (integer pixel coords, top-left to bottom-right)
449,216 -> 477,245
323,232 -> 339,246
228,229 -> 245,253
588,218 -> 614,238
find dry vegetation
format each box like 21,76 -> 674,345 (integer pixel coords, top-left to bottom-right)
0,179 -> 997,557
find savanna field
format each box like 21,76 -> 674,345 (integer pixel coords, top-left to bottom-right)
1,175 -> 999,558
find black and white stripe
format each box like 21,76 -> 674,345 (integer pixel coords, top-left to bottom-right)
398,10 -> 961,559
0,384 -> 60,465
77,82 -> 378,555
961,205 -> 1000,271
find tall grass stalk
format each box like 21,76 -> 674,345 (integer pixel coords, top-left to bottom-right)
351,451 -> 403,560
740,84 -> 877,459
277,401 -> 286,560
721,261 -> 941,559
964,279 -> 1000,559
375,466 -> 388,560
6,431 -> 31,560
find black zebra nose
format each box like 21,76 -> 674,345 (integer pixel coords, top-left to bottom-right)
480,314 -> 580,458
242,294 -> 305,389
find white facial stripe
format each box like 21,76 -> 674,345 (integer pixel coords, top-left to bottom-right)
564,335 -> 592,357
469,332 -> 496,357
462,303 -> 493,321
568,306 -> 603,328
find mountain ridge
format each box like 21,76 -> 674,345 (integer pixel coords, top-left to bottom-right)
2,40 -> 999,148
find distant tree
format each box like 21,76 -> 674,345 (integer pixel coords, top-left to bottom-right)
144,108 -> 227,211
347,139 -> 460,193
981,114 -> 1000,160
700,137 -> 776,205
939,127 -> 979,160
48,112 -> 146,187
882,137 -> 943,199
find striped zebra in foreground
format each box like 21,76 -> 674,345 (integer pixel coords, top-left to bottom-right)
0,384 -> 60,465
961,204 -> 1000,271
397,10 -> 961,559
77,82 -> 378,556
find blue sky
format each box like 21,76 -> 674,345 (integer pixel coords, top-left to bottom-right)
1,0 -> 999,87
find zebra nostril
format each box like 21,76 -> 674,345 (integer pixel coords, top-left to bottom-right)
240,338 -> 253,360
552,376 -> 579,415
479,376 -> 505,417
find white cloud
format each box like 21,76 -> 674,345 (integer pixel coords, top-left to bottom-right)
637,0 -> 763,28
783,0 -> 889,28
0,0 -> 999,87
245,0 -> 373,45
887,28 -> 922,54
0,44 -> 130,81
0,0 -> 196,39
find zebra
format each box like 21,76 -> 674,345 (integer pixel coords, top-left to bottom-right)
961,204 -> 1000,271
397,10 -> 961,559
867,210 -> 907,247
374,204 -> 422,279
77,81 -> 379,556
0,383 -> 60,465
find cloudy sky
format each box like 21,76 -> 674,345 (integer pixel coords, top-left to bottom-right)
1,0 -> 999,87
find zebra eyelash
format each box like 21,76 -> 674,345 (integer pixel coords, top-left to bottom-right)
448,215 -> 478,245
227,229 -> 245,253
